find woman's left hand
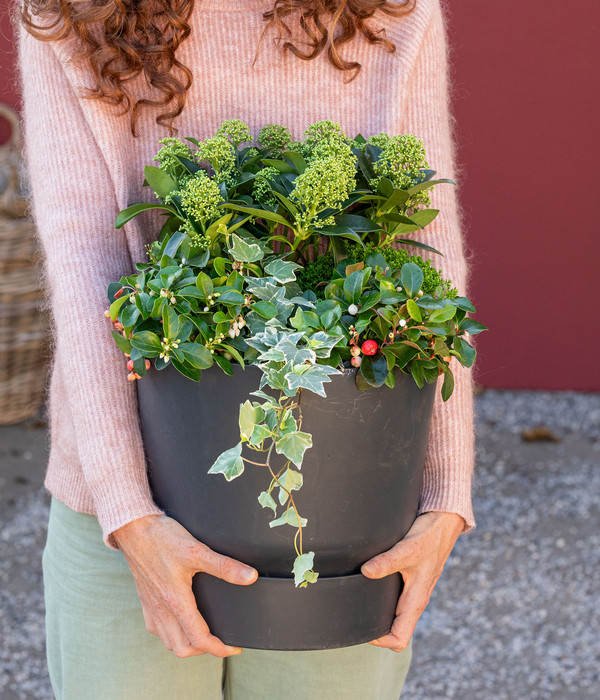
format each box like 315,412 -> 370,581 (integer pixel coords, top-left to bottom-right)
361,511 -> 466,652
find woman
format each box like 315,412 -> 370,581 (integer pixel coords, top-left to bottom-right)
17,0 -> 475,697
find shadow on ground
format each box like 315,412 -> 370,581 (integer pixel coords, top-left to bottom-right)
1,390 -> 599,699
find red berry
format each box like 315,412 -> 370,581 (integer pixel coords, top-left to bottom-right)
350,346 -> 361,357
127,372 -> 137,382
361,340 -> 378,356
145,360 -> 151,370
127,359 -> 134,371
113,287 -> 125,299
351,356 -> 362,368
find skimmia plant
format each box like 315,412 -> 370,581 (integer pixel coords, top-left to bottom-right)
106,120 -> 486,587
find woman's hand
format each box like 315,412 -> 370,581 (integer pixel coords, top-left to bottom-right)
361,511 -> 465,652
112,514 -> 258,658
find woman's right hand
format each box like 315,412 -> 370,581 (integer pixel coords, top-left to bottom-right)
112,514 -> 258,658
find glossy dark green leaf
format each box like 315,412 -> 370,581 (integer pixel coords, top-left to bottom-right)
360,353 -> 388,387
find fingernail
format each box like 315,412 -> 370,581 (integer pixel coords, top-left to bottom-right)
241,567 -> 256,583
362,564 -> 375,577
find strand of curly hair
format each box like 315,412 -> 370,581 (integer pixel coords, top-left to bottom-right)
20,0 -> 416,137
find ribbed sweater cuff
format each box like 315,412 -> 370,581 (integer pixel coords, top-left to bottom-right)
87,470 -> 165,549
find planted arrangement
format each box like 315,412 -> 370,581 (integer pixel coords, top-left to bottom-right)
106,120 -> 486,587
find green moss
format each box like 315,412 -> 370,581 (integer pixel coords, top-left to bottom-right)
351,243 -> 458,297
296,255 -> 336,298
297,245 -> 458,299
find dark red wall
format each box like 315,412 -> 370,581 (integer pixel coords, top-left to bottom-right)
446,1 -> 600,391
0,5 -> 19,144
1,2 -> 599,390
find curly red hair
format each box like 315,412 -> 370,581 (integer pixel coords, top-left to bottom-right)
20,0 -> 416,136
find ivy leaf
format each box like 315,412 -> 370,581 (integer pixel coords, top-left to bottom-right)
208,442 -> 244,481
239,400 -> 255,440
229,234 -> 263,263
275,337 -> 316,365
292,552 -> 317,587
264,258 -> 302,283
269,509 -> 308,529
286,364 -> 341,397
275,431 -> 312,468
306,331 -> 343,358
277,468 -> 303,506
258,490 -> 277,516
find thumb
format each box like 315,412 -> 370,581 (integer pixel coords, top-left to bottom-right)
361,541 -> 413,579
197,545 -> 258,586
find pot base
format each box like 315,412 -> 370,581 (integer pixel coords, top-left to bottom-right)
192,572 -> 402,651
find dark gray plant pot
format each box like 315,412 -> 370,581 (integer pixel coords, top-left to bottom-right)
137,363 -> 436,650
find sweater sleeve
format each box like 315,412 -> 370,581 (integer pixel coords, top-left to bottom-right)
402,1 -> 476,533
17,25 -> 164,546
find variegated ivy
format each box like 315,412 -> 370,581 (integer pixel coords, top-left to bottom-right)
208,237 -> 344,588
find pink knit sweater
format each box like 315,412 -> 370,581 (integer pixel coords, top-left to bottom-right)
17,0 -> 475,547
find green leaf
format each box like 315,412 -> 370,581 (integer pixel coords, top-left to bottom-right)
269,509 -> 307,529
144,165 -> 177,199
115,203 -> 178,228
111,329 -> 132,354
215,355 -> 234,375
441,366 -> 455,401
400,263 -> 424,297
178,342 -> 213,369
229,234 -> 263,263
409,208 -> 439,228
208,442 -> 244,481
292,552 -> 316,587
196,271 -> 214,299
406,177 -> 454,195
162,304 -> 178,339
459,319 -> 488,335
222,203 -> 290,227
170,356 -> 202,381
109,292 -> 132,321
131,331 -> 162,356
448,296 -> 476,312
452,337 -> 476,368
258,491 -> 277,516
277,467 -> 303,505
275,431 -> 312,468
260,158 -> 296,173
251,301 -> 278,319
428,304 -> 457,323
343,269 -> 367,304
360,354 -> 388,387
410,360 -> 425,388
406,299 -> 422,322
239,400 -> 255,441
335,214 -> 380,232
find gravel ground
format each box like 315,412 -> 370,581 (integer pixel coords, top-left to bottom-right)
0,389 -> 599,700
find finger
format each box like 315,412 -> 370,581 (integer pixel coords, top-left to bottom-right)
167,583 -> 242,658
371,576 -> 431,651
194,544 -> 258,586
361,538 -> 419,579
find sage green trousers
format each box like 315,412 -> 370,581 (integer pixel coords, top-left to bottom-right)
43,497 -> 412,700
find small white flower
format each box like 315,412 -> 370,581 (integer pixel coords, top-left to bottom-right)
396,286 -> 403,293
399,319 -> 407,327
238,318 -> 245,328
203,306 -> 209,312
228,329 -> 236,338
348,304 -> 359,315
417,290 -> 424,297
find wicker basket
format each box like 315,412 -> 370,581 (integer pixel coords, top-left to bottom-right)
0,105 -> 50,424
